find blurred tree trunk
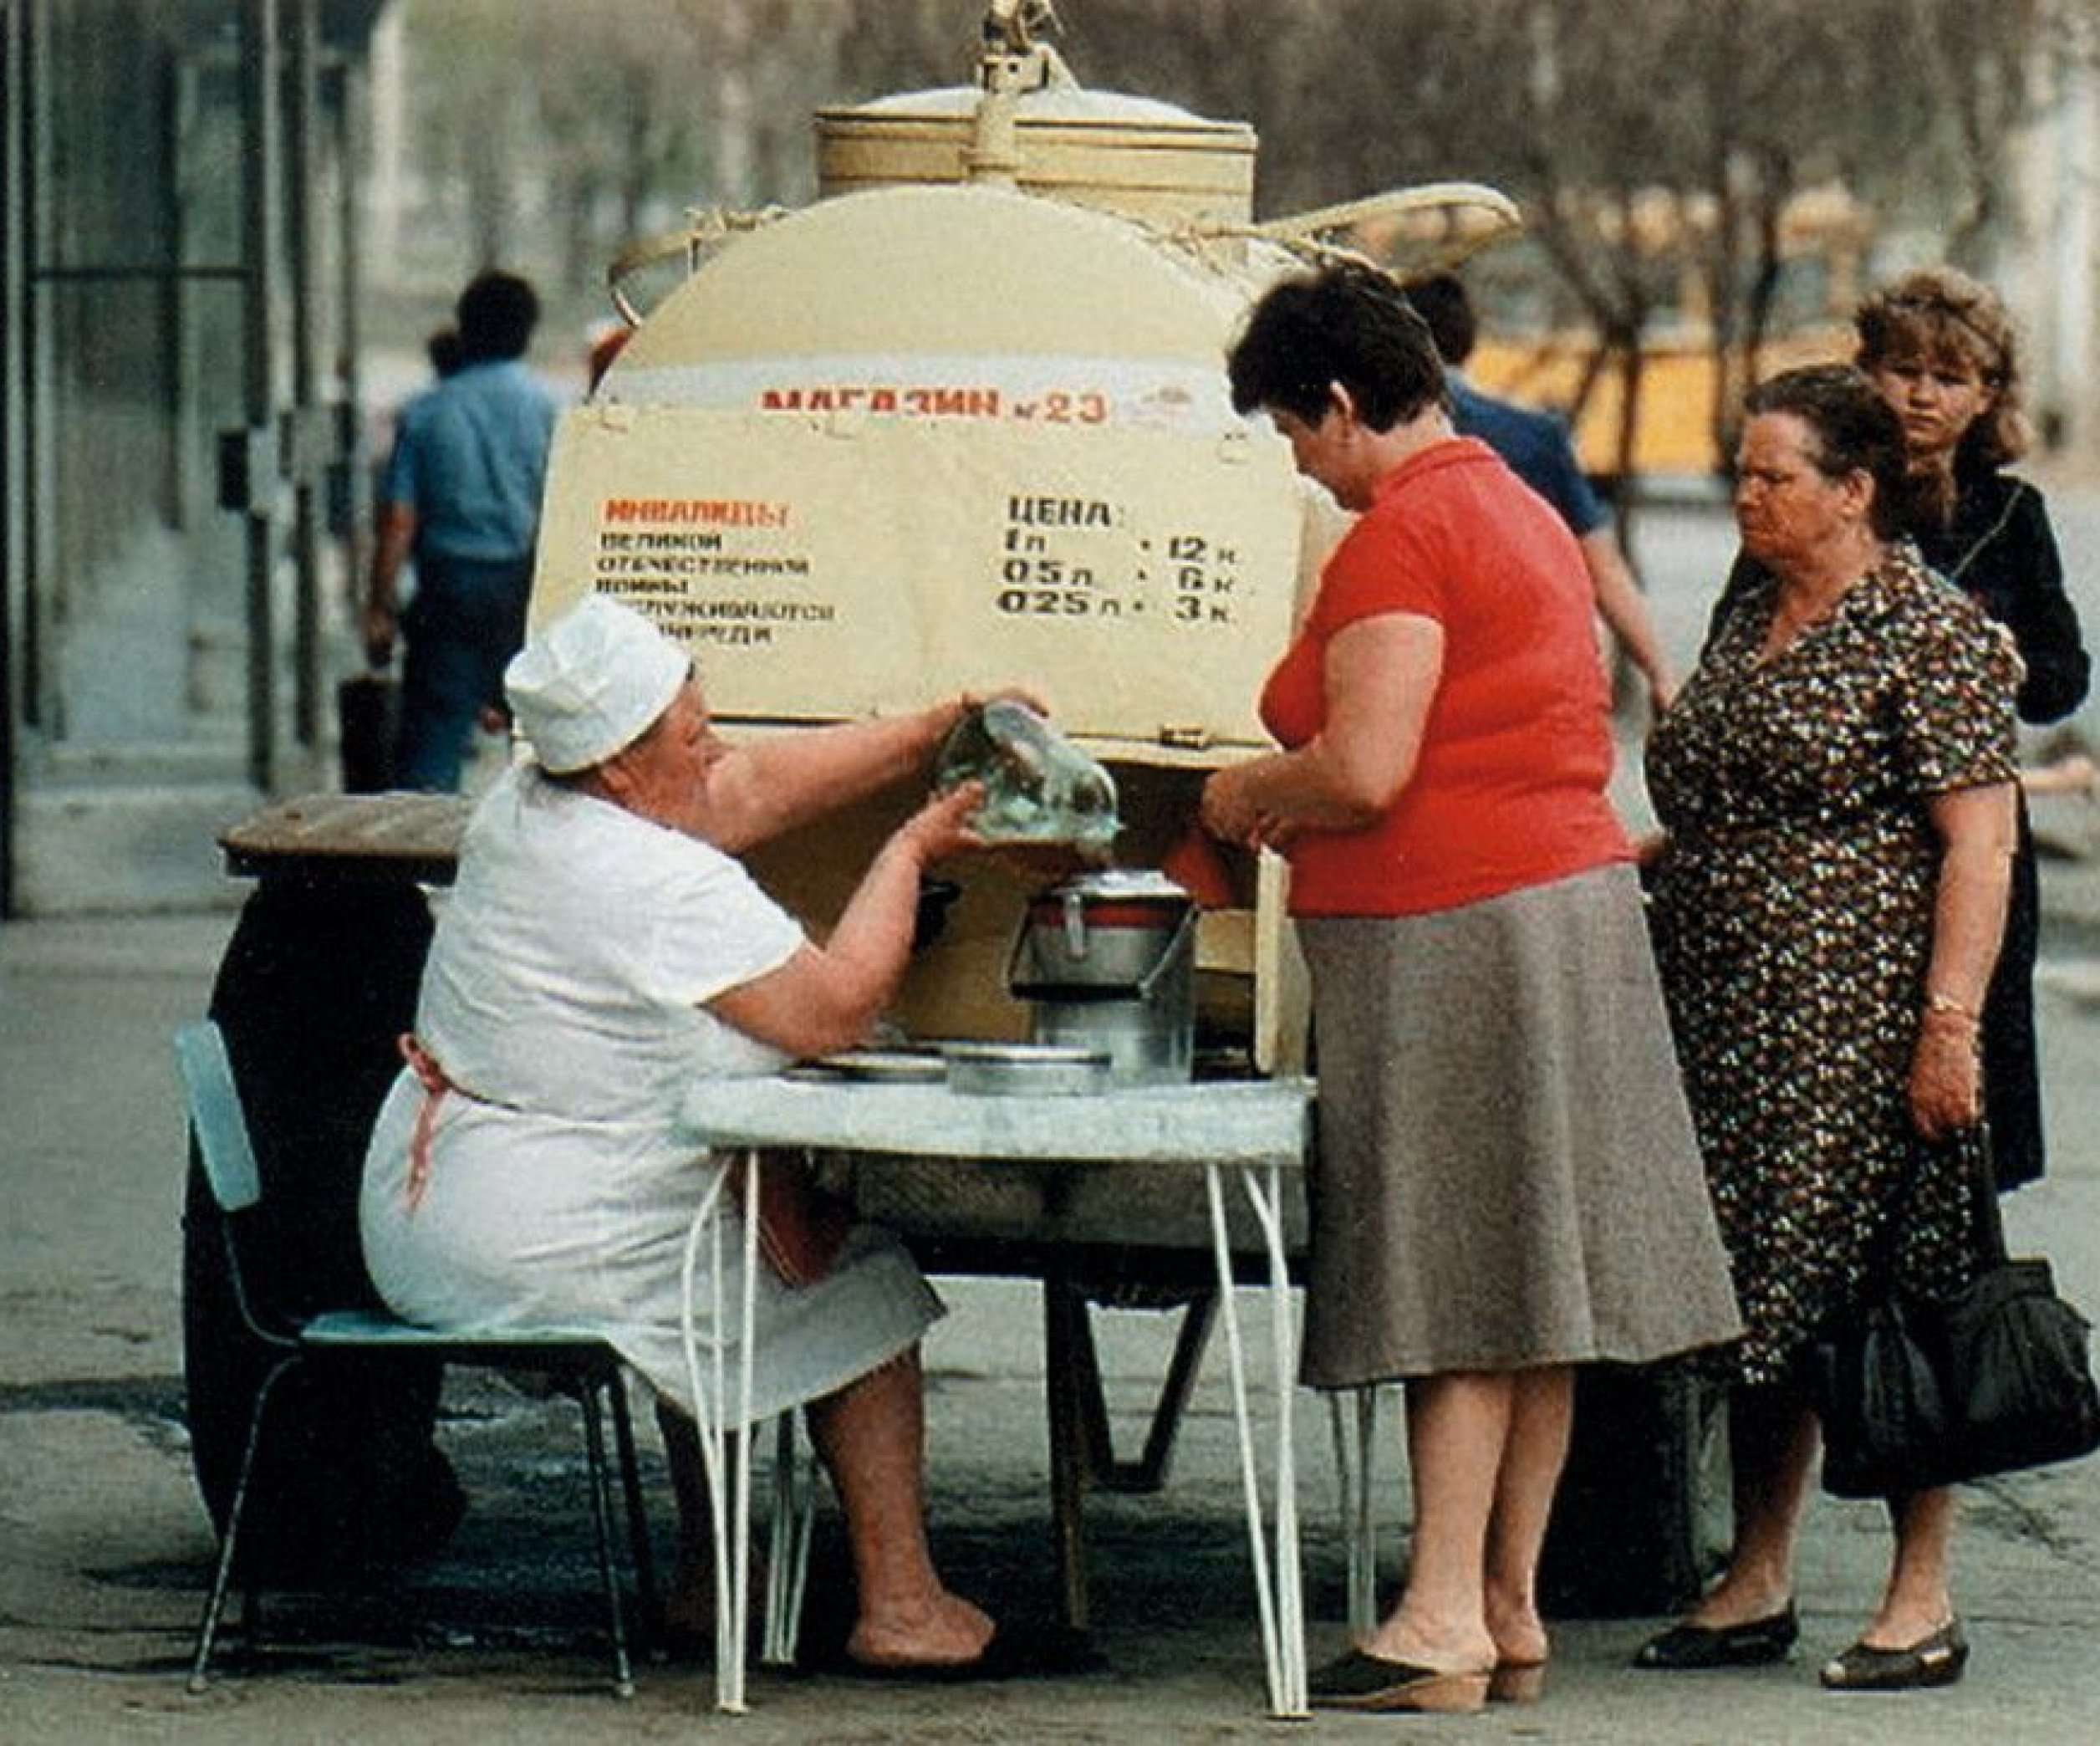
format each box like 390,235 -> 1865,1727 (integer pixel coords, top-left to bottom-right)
382,0 -> 2067,473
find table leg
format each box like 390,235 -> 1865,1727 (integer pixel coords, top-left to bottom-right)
679,1151 -> 757,1713
1205,1159 -> 1308,1718
1042,1272 -> 1093,1636
1081,1292 -> 1218,1495
730,1150 -> 759,1707
762,1412 -> 818,1667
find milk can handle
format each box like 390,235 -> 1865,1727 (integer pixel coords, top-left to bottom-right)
1134,906 -> 1200,1000
1062,887 -> 1088,959
1000,891 -> 1093,987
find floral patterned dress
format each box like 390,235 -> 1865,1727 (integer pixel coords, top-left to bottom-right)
1646,544 -> 2020,1386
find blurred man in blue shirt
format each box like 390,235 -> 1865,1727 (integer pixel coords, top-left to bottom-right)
1406,273 -> 1675,711
364,270 -> 558,789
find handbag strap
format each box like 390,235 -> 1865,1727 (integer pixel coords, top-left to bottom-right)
1863,1124 -> 2009,1290
1958,1125 -> 2012,1269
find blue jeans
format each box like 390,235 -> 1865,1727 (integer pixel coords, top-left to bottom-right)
394,553 -> 532,792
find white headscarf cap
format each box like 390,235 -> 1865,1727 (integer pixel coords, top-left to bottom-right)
504,595 -> 689,773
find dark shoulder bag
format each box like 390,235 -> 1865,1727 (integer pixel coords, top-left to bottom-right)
1806,1127 -> 2100,1499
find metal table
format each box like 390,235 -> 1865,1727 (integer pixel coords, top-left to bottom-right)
675,1073 -> 1314,1717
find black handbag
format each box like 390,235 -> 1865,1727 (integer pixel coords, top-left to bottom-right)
337,670 -> 400,794
1806,1127 -> 2100,1498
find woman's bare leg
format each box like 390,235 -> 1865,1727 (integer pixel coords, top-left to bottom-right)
1685,1386 -> 1817,1626
1865,1486 -> 1957,1645
1357,1371 -> 1506,1673
803,1347 -> 993,1666
1482,1366 -> 1574,1666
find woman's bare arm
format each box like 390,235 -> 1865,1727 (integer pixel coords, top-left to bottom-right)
1199,614 -> 1442,850
706,784 -> 983,1058
1908,780 -> 2016,1140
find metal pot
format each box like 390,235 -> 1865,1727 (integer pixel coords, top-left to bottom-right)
1010,868 -> 1194,995
1008,870 -> 1195,1085
943,1040 -> 1112,1097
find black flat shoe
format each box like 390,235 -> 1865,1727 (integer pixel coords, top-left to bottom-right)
1820,1619 -> 1968,1692
1308,1649 -> 1491,1713
1633,1604 -> 1799,1670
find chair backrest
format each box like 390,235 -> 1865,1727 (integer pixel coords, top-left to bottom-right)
176,1019 -> 264,1216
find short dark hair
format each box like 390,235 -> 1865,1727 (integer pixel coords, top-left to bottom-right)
1227,263 -> 1448,432
1402,272 -> 1476,367
456,269 -> 539,362
426,326 -> 464,378
1742,364 -> 1913,541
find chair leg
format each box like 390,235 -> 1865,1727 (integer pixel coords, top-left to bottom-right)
576,1381 -> 637,1699
605,1373 -> 660,1655
188,1355 -> 297,1694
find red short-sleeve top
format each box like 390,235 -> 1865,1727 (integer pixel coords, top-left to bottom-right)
1259,438 -> 1632,916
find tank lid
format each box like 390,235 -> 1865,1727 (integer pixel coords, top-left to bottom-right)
821,83 -> 1246,135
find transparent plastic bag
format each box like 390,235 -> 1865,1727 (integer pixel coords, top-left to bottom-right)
933,699 -> 1119,856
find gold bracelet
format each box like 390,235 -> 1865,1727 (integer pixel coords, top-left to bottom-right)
1923,990 -> 1979,1024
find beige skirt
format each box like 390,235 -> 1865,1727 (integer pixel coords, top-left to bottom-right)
1297,864 -> 1741,1388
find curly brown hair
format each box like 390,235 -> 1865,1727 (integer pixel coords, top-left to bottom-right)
1853,267 -> 2030,474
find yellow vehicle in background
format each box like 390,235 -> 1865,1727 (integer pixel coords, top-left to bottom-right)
1470,328 -> 1851,481
1455,183 -> 1870,481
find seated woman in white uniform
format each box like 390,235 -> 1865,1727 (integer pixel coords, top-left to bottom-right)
360,594 -> 1002,1675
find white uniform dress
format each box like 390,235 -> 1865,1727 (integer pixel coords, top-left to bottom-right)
359,764 -> 943,1425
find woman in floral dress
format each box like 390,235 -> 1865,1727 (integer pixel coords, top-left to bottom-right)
1705,268 -> 2090,1189
1638,366 -> 2020,1692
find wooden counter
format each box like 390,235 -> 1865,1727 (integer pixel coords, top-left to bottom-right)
218,792 -> 471,885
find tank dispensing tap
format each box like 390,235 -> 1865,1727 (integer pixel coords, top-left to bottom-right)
971,1 -> 1074,185
981,0 -> 1063,63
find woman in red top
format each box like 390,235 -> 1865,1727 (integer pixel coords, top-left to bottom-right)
1202,266 -> 1741,1713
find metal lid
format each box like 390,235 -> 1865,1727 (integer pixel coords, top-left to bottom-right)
822,83 -> 1247,137
1037,868 -> 1191,902
815,84 -> 1254,226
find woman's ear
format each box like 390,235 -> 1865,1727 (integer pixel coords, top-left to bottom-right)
594,746 -> 641,803
1841,467 -> 1878,523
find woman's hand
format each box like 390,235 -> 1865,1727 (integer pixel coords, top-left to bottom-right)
957,684 -> 1053,720
894,780 -> 986,867
1200,762 -> 1273,850
710,781 -> 987,1058
930,686 -> 1053,753
1908,1008 -> 1983,1141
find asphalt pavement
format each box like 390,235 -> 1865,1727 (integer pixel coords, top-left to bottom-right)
3,489 -> 2100,1743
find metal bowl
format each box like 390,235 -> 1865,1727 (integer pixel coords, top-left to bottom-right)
942,1040 -> 1112,1097
799,1049 -> 948,1085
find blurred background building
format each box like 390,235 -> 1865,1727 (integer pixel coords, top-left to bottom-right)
3,0 -> 386,913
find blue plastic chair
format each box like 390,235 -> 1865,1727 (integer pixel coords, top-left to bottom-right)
175,1019 -> 659,1698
